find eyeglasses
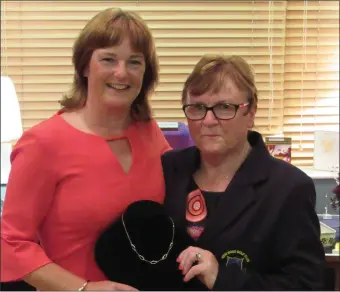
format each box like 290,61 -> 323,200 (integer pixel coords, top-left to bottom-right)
182,102 -> 249,121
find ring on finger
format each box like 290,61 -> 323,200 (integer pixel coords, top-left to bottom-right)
195,252 -> 202,262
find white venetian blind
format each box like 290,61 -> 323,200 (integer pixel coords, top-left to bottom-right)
1,1 -> 286,136
283,0 -> 339,166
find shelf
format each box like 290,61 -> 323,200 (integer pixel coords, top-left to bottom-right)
298,167 -> 338,180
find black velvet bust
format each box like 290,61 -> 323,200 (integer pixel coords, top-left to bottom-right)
94,200 -> 205,291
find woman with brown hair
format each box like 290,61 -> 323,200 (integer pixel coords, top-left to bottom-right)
1,8 -> 170,291
162,54 -> 325,290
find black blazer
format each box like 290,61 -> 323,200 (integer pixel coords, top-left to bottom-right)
161,131 -> 326,291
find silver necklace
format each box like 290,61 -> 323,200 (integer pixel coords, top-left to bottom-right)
121,213 -> 175,265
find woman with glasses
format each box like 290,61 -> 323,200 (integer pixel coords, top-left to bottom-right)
161,55 -> 325,290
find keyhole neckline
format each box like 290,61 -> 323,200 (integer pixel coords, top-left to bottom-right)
106,135 -> 127,141
56,110 -> 134,141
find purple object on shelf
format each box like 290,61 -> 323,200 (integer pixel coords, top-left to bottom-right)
162,122 -> 195,150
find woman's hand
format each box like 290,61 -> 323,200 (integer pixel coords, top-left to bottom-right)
177,246 -> 219,290
84,280 -> 138,291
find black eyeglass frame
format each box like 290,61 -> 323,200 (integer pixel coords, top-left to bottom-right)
182,102 -> 249,121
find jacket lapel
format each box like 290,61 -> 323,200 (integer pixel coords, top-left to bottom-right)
197,174 -> 258,247
164,147 -> 200,229
197,131 -> 271,246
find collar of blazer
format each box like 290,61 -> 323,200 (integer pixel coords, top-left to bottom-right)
162,131 -> 274,246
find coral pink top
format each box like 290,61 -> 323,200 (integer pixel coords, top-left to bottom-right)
1,112 -> 171,282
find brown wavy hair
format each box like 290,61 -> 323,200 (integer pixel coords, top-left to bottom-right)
182,55 -> 258,113
59,8 -> 159,121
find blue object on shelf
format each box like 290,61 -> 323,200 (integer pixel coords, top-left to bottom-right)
162,122 -> 194,150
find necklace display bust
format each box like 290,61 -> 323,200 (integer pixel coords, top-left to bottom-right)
95,200 -> 204,291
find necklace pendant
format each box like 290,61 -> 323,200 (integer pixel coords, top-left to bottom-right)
122,213 -> 175,265
139,255 -> 145,261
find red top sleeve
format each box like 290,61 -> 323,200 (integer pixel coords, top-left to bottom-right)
1,130 -> 57,281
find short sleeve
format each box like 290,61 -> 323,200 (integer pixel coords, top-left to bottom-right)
0,130 -> 58,282
150,120 -> 172,154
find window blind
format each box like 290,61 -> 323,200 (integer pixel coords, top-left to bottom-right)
1,1 -> 339,167
1,1 -> 285,132
284,0 -> 339,166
